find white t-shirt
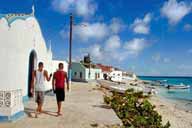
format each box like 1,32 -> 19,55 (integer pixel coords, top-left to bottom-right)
35,70 -> 46,91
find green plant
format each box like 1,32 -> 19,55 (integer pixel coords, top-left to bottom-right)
104,89 -> 170,128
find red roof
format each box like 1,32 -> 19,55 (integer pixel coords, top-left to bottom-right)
96,64 -> 113,72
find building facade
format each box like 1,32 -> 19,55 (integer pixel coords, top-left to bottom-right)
96,64 -> 114,79
0,6 -> 67,121
71,62 -> 102,82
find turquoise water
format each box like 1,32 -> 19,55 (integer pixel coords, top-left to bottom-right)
139,76 -> 192,101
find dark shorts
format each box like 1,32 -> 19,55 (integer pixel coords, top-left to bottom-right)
35,91 -> 44,104
55,88 -> 65,102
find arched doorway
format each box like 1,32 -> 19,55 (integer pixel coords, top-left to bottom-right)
28,50 -> 37,97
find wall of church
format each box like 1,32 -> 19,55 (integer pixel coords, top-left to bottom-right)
0,16 -> 53,97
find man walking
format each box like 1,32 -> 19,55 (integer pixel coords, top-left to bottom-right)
31,62 -> 52,118
52,63 -> 69,116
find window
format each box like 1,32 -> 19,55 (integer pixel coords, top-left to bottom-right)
98,73 -> 100,78
74,72 -> 77,76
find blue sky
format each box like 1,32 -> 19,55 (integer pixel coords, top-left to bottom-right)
1,0 -> 192,76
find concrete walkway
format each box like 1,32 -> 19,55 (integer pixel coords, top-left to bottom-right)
0,82 -> 121,128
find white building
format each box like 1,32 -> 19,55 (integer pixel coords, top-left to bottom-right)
71,62 -> 102,82
0,6 -> 67,121
122,71 -> 137,81
108,70 -> 123,82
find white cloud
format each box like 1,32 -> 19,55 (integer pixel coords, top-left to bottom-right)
89,44 -> 104,60
152,53 -> 171,63
60,17 -> 126,43
184,24 -> 192,31
73,22 -> 109,42
82,43 -> 129,64
124,38 -> 149,55
52,0 -> 97,17
130,13 -> 152,34
152,53 -> 161,62
110,18 -> 124,34
105,35 -> 121,51
161,0 -> 192,25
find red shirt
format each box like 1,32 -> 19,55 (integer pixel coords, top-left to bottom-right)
54,70 -> 67,89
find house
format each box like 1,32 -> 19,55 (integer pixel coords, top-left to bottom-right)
96,64 -> 123,82
0,6 -> 67,121
96,64 -> 114,79
71,62 -> 102,82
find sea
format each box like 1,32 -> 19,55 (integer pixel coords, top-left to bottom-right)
139,76 -> 192,111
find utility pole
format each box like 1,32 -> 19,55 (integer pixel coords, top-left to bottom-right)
68,13 -> 73,88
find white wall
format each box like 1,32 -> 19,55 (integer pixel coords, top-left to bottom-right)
85,68 -> 102,80
0,16 -> 53,96
43,60 -> 68,91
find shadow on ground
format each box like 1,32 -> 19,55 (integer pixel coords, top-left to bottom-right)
24,107 -> 58,118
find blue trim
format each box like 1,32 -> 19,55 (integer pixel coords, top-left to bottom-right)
0,111 -> 25,122
0,14 -> 33,27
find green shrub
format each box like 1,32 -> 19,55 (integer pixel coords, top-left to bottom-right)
104,89 -> 170,128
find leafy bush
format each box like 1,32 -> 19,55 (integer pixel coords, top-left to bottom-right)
104,89 -> 170,128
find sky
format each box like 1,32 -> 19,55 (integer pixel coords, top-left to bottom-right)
0,0 -> 192,76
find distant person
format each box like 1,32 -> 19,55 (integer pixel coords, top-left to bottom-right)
31,62 -> 52,118
52,63 -> 69,116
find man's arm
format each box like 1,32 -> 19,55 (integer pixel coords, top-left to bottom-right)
44,70 -> 52,81
52,73 -> 56,91
65,72 -> 69,91
30,71 -> 35,94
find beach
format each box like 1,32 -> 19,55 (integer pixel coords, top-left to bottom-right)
140,79 -> 192,128
150,96 -> 192,128
138,77 -> 192,128
99,79 -> 192,128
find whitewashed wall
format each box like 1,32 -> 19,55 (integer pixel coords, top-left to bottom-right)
85,68 -> 102,80
0,17 -> 53,97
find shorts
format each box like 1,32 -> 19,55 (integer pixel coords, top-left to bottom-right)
55,88 -> 65,102
35,91 -> 44,104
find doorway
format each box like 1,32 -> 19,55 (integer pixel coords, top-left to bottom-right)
28,50 -> 37,97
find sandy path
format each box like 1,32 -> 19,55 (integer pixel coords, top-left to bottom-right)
0,81 -> 121,128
